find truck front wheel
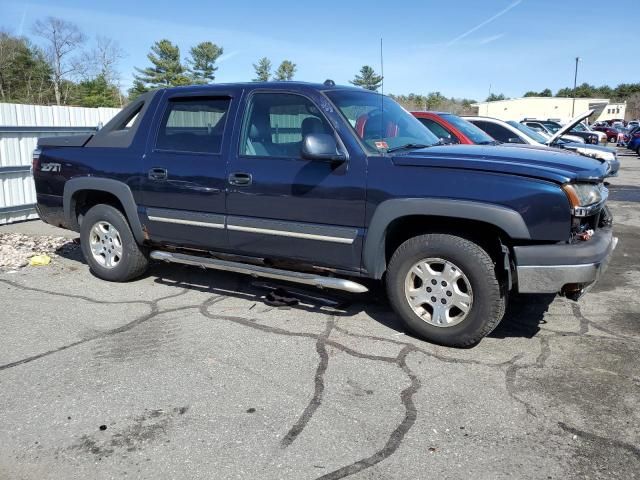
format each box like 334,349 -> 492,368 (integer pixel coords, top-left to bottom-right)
386,234 -> 506,347
80,204 -> 149,282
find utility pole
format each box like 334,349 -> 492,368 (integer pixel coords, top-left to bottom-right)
571,57 -> 580,117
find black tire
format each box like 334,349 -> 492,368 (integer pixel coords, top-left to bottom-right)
386,234 -> 507,347
80,204 -> 149,282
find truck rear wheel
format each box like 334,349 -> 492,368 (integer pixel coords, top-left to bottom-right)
80,204 -> 149,282
386,234 -> 506,347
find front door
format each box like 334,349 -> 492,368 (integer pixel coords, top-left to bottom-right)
226,91 -> 366,271
140,93 -> 234,250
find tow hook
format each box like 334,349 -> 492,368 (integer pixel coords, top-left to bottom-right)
561,284 -> 585,301
576,229 -> 594,241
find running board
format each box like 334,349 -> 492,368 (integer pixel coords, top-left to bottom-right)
150,250 -> 368,293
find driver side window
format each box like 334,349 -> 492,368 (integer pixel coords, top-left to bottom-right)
241,93 -> 333,158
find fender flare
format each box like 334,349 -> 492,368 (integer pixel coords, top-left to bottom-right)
363,198 -> 531,279
63,177 -> 145,244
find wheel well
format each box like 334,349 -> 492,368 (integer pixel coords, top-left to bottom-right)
72,190 -> 126,227
384,215 -> 512,278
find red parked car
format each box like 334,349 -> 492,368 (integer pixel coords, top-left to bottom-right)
411,111 -> 497,145
592,125 -> 622,143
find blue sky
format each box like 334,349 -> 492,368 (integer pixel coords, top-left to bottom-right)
2,0 -> 638,100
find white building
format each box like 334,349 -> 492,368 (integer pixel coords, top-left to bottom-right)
472,97 -> 626,124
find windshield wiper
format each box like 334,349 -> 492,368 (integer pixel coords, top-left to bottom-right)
386,143 -> 432,153
477,140 -> 500,145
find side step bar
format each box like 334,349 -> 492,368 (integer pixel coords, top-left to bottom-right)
150,250 -> 368,293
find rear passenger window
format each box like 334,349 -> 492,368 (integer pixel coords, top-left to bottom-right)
474,121 -> 511,143
155,97 -> 230,154
417,118 -> 458,143
241,93 -> 333,157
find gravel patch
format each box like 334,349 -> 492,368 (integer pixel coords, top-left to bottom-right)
0,233 -> 78,270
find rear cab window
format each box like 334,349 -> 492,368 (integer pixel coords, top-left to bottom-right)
155,97 -> 231,154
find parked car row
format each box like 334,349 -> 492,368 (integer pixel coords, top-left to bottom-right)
412,110 -> 620,176
625,125 -> 640,155
594,119 -> 639,128
521,119 -> 596,144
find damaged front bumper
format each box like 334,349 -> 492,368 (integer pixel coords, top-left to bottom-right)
514,227 -> 618,300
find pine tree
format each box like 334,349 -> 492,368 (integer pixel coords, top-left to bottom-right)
128,79 -> 149,100
0,32 -> 54,104
350,65 -> 383,91
188,41 -> 223,84
134,39 -> 190,88
274,60 -> 296,81
486,93 -> 506,102
75,74 -> 120,107
252,57 -> 271,82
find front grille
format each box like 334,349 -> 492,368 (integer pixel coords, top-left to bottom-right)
570,203 -> 612,243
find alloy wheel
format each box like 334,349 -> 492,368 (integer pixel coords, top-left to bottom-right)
404,257 -> 474,327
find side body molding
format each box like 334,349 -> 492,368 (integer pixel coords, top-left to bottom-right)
63,177 -> 145,244
363,198 -> 531,279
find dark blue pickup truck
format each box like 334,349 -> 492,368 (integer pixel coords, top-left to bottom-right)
33,81 -> 617,346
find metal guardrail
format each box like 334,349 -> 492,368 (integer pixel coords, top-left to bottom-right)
0,126 -> 98,134
0,203 -> 36,214
0,165 -> 31,176
0,126 -> 97,221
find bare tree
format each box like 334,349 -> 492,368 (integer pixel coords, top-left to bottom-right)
84,36 -> 125,84
32,16 -> 85,105
81,35 -> 126,105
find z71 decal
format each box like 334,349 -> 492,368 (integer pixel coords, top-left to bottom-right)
40,163 -> 62,172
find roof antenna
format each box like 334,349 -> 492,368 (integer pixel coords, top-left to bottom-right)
380,37 -> 385,150
380,37 -> 384,98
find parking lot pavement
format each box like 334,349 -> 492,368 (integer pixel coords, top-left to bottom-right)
1,151 -> 639,480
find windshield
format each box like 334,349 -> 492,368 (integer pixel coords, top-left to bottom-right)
507,121 -> 547,144
325,90 -> 439,153
440,113 -> 495,144
541,121 -> 561,133
573,123 -> 587,132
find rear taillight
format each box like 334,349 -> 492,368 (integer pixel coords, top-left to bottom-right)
31,148 -> 41,175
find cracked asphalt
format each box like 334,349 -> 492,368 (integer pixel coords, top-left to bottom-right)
1,148 -> 639,479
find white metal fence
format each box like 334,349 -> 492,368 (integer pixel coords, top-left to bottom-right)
0,103 -> 121,224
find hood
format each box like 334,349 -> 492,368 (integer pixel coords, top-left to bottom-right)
559,142 -> 615,154
557,141 -> 617,166
548,110 -> 594,145
391,144 -> 607,184
560,134 -> 586,143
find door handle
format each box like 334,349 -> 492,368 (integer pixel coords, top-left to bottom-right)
148,167 -> 168,181
228,172 -> 252,186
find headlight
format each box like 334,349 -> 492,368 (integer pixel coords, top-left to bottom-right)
574,147 -> 615,162
563,183 -> 608,217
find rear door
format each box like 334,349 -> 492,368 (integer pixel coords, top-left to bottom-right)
472,120 -> 524,144
416,117 -> 460,144
140,92 -> 235,250
225,91 -> 366,271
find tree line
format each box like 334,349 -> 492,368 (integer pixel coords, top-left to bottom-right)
2,16 -> 639,113
0,18 -> 124,107
488,82 -> 640,102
